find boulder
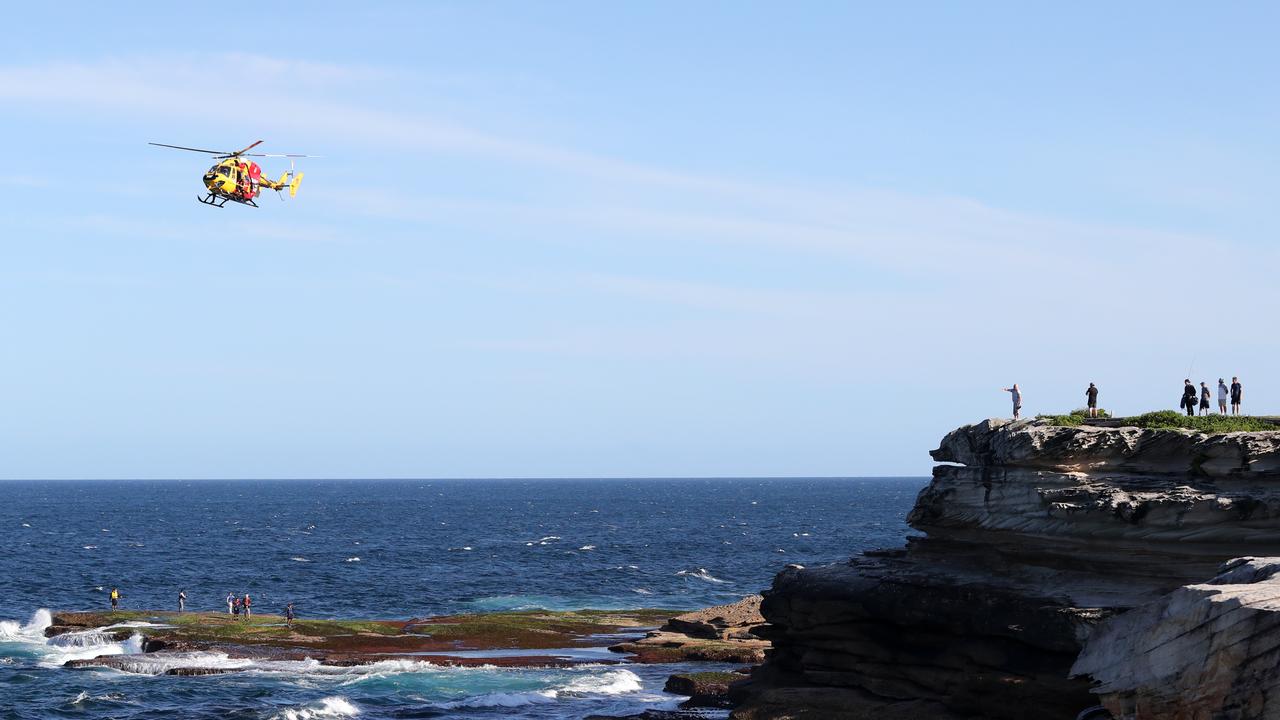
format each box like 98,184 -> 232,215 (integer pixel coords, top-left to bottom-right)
665,671 -> 741,708
665,595 -> 764,640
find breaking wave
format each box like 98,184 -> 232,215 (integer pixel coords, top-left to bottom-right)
0,609 -> 143,666
269,696 -> 360,719
675,568 -> 729,584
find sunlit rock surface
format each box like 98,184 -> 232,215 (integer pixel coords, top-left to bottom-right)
732,419 -> 1280,720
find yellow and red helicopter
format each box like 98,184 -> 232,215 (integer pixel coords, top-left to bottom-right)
149,140 -> 316,208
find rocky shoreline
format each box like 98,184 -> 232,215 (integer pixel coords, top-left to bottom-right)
732,419 -> 1280,720
46,601 -> 769,707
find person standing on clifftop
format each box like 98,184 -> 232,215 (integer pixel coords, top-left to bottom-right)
1181,380 -> 1197,417
1231,376 -> 1243,415
1199,382 -> 1211,416
1003,384 -> 1022,420
178,590 -> 186,612
1218,379 -> 1230,414
1085,383 -> 1099,418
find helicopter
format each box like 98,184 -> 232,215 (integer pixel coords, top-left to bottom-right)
149,140 -> 317,208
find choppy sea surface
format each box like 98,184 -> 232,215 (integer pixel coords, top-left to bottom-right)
0,478 -> 921,719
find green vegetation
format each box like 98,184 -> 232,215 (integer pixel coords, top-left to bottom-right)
1123,411 -> 1278,433
1036,408 -> 1110,427
675,671 -> 743,683
52,608 -> 680,652
1039,410 -> 1278,433
410,609 -> 677,649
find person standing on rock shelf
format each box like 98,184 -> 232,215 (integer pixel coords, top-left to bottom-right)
1218,379 -> 1230,414
1003,384 -> 1022,420
1231,376 -> 1243,415
284,603 -> 295,628
1085,383 -> 1099,418
1199,382 -> 1212,416
178,590 -> 186,612
1181,379 -> 1197,417
110,587 -> 120,611
226,591 -> 235,614
243,593 -> 252,619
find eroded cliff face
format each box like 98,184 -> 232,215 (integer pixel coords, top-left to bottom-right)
733,419 -> 1280,720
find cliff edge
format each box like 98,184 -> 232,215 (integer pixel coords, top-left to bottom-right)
732,419 -> 1280,720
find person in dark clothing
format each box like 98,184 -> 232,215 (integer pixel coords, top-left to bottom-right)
1199,382 -> 1211,416
1085,383 -> 1099,418
1231,376 -> 1243,415
1181,380 -> 1197,417
284,603 -> 295,629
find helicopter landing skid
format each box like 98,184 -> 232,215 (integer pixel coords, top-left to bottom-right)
197,194 -> 258,208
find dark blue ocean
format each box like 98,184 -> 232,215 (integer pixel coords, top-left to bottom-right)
0,478 -> 921,719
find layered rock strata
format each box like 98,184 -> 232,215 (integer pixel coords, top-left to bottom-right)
733,419 -> 1280,720
1071,556 -> 1280,719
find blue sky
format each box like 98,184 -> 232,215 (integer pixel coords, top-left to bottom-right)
2,2 -> 1278,478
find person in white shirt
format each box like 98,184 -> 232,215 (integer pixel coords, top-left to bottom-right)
1217,379 -> 1229,414
1003,384 -> 1022,420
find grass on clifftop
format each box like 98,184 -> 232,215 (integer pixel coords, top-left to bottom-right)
1036,408 -> 1110,427
1038,410 -> 1277,433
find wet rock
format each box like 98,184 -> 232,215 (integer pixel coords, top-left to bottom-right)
163,667 -> 235,676
609,631 -> 767,664
665,671 -> 740,708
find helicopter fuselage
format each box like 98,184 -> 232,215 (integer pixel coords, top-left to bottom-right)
199,159 -> 297,207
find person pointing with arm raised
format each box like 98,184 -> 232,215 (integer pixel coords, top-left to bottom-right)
1003,384 -> 1022,420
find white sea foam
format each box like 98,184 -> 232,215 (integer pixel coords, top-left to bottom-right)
0,609 -> 144,667
675,568 -> 729,584
561,668 -> 643,695
92,650 -> 251,675
69,690 -> 125,705
432,668 -> 642,708
291,557 -> 311,562
270,696 -> 360,719
631,588 -> 653,595
578,545 -> 596,551
344,557 -> 360,562
82,545 -> 98,550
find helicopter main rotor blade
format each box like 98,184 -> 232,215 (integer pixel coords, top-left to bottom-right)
229,140 -> 265,156
149,142 -> 231,155
243,153 -> 322,158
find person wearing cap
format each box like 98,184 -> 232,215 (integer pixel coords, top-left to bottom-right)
1085,383 -> 1099,418
1217,379 -> 1229,414
1199,382 -> 1211,416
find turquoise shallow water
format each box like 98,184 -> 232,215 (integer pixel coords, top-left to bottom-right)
0,478 -> 921,719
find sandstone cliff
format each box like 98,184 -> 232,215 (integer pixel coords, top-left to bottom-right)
733,419 -> 1280,720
